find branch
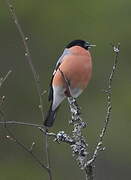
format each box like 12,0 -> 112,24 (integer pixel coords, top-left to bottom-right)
0,70 -> 12,88
6,0 -> 44,122
68,97 -> 89,177
0,120 -> 43,128
86,43 -> 120,167
0,121 -> 76,146
0,71 -> 12,119
6,0 -> 52,178
5,128 -> 49,172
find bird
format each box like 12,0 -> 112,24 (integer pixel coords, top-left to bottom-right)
44,39 -> 95,127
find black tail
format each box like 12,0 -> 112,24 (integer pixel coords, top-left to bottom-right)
44,105 -> 58,127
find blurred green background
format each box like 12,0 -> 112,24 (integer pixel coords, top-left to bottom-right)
0,0 -> 131,179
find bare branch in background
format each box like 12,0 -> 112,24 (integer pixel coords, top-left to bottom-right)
0,71 -> 12,120
5,0 -> 52,179
0,120 -> 44,128
0,70 -> 12,88
85,43 -> 120,179
0,71 -> 51,175
6,129 -> 49,171
5,0 -> 44,122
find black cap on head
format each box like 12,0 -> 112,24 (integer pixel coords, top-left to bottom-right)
66,39 -> 91,50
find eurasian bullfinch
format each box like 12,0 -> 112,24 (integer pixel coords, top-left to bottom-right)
44,39 -> 95,127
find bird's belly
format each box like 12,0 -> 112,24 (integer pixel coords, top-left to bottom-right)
70,87 -> 83,98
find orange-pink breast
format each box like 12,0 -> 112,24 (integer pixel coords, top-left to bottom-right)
53,47 -> 92,90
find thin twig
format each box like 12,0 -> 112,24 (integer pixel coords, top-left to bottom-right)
6,128 -> 49,171
0,109 -> 50,174
86,43 -> 120,167
6,0 -> 52,178
0,70 -> 12,88
0,96 -> 5,119
0,70 -> 12,122
45,135 -> 52,180
0,120 -> 44,128
6,0 -> 44,122
45,135 -> 51,168
0,104 -> 49,173
0,121 -> 75,145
